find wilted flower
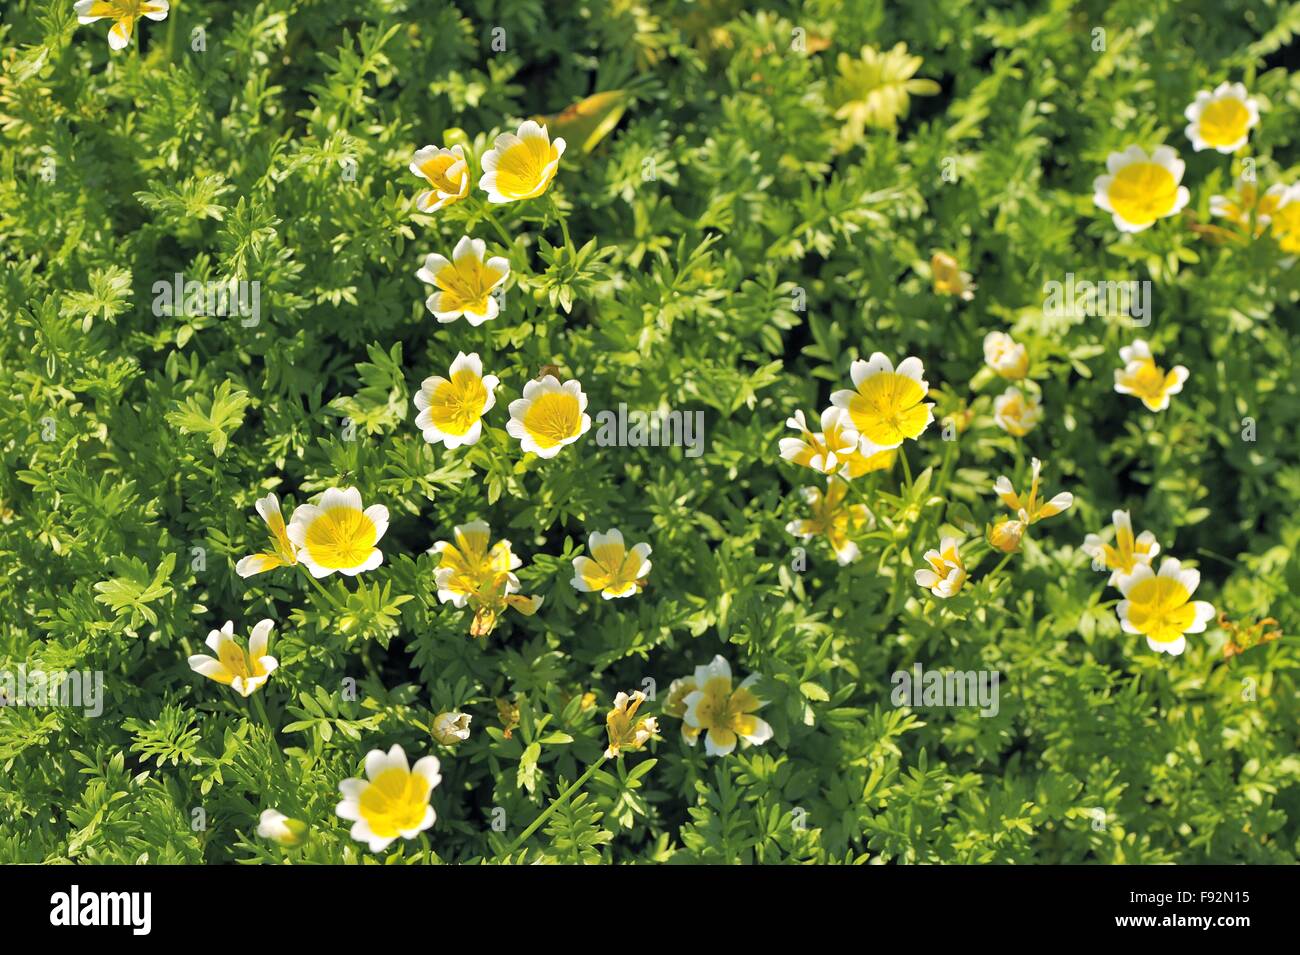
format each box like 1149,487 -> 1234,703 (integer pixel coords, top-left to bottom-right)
1184,82 -> 1259,154
431,711 -> 472,746
1116,558 -> 1215,656
914,537 -> 967,598
235,493 -> 298,578
417,236 -> 510,326
336,745 -> 441,853
785,478 -> 873,565
257,809 -> 307,847
605,690 -> 658,758
983,331 -> 1029,380
681,656 -> 772,757
993,458 -> 1073,526
830,352 -> 935,452
479,120 -> 566,203
1093,146 -> 1190,233
571,529 -> 651,599
431,521 -> 543,637
287,487 -> 388,578
188,619 -> 278,698
1114,339 -> 1189,412
506,374 -> 591,458
75,0 -> 169,51
409,144 -> 470,212
988,519 -> 1026,553
1082,510 -> 1159,585
413,352 -> 500,450
993,387 -> 1042,437
931,252 -> 976,301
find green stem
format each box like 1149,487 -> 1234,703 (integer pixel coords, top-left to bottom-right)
505,755 -> 607,857
300,564 -> 348,614
898,445 -> 914,494
549,194 -> 575,257
982,551 -> 1015,586
469,196 -> 515,251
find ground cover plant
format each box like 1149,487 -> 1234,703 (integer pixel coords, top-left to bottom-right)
1,0 -> 1298,865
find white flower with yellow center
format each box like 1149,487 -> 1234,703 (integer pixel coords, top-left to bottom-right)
506,374 -> 591,458
681,656 -> 772,757
1114,339 -> 1189,412
1184,82 -> 1259,154
779,408 -> 859,476
336,745 -> 441,853
785,478 -> 873,565
479,121 -> 566,204
75,0 -> 168,51
287,487 -> 388,578
1269,185 -> 1300,257
930,252 -> 976,300
235,493 -> 298,578
188,619 -> 278,698
829,352 -> 934,452
994,458 -> 1073,526
409,144 -> 470,212
605,690 -> 658,759
1210,177 -> 1287,234
413,352 -> 499,450
257,809 -> 307,847
914,537 -> 967,598
1116,558 -> 1215,655
1083,510 -> 1160,585
417,236 -> 509,326
571,529 -> 652,599
1093,146 -> 1191,233
431,521 -> 543,637
983,331 -> 1029,380
993,386 -> 1043,437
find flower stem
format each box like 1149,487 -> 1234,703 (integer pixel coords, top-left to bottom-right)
300,564 -> 348,614
982,551 -> 1015,586
505,754 -> 607,858
470,196 -> 515,252
549,194 -> 575,257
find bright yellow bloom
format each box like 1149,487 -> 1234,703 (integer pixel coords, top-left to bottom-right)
1271,186 -> 1300,256
785,478 -> 873,565
780,408 -> 895,479
417,236 -> 510,326
257,809 -> 307,847
336,745 -> 441,853
1113,339 -> 1188,412
75,0 -> 168,51
1184,82 -> 1259,154
993,458 -> 1073,526
1082,510 -> 1160,585
1116,558 -> 1215,655
914,537 -> 966,598
681,656 -> 772,757
931,252 -> 976,301
983,331 -> 1029,380
1093,146 -> 1190,233
506,374 -> 591,458
431,711 -> 472,746
188,619 -> 278,697
993,386 -> 1042,437
479,121 -> 566,203
604,690 -> 658,758
235,493 -> 298,578
571,529 -> 652,599
829,352 -> 934,451
431,521 -> 543,637
413,352 -> 500,450
409,144 -> 470,212
287,487 -> 388,578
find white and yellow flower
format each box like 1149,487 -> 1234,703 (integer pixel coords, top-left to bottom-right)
257,809 -> 307,847
235,493 -> 298,578
988,518 -> 1026,554
663,675 -> 701,746
336,744 -> 441,853
431,521 -> 543,637
75,0 -> 169,51
413,352 -> 499,450
931,251 -> 976,301
479,121 -> 566,203
417,236 -> 509,326
914,537 -> 967,598
1116,558 -> 1215,655
1114,339 -> 1189,412
506,374 -> 590,458
1082,510 -> 1160,585
605,690 -> 658,758
993,458 -> 1073,526
188,619 -> 278,698
409,144 -> 470,212
983,331 -> 1029,380
993,386 -> 1042,437
1270,185 -> 1300,257
780,408 -> 895,479
1184,82 -> 1259,154
571,529 -> 652,599
829,352 -> 934,452
431,711 -> 472,746
1093,146 -> 1191,233
681,656 -> 772,757
1209,177 -> 1287,234
286,487 -> 388,578
785,478 -> 873,565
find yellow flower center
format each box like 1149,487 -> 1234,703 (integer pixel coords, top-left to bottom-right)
495,138 -> 558,199
1121,359 -> 1172,405
419,154 -> 466,194
1107,162 -> 1179,226
435,259 -> 504,315
582,541 -> 642,593
304,506 -> 377,569
522,391 -> 582,448
1126,577 -> 1195,644
428,371 -> 488,436
845,372 -> 929,446
217,640 -> 252,679
358,768 -> 431,838
1198,98 -> 1250,148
